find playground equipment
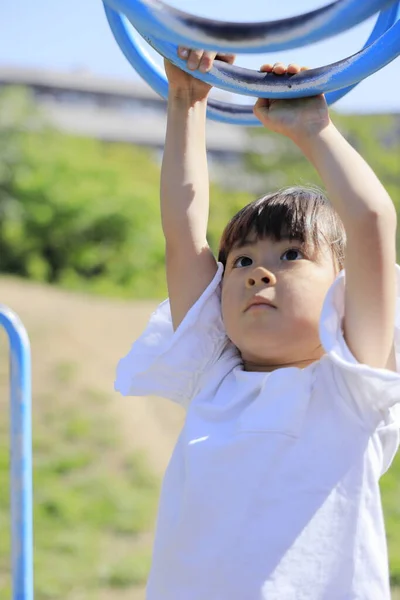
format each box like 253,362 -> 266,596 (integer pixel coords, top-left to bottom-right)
0,306 -> 33,600
102,0 -> 400,125
1,2 -> 400,598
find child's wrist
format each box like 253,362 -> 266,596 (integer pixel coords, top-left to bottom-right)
290,120 -> 336,154
167,92 -> 208,129
291,122 -> 344,171
168,87 -> 209,107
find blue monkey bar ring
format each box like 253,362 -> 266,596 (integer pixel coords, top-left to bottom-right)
102,0 -> 400,125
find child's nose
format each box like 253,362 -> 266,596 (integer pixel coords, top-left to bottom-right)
246,266 -> 276,288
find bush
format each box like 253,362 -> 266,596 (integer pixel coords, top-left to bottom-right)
0,87 -> 168,298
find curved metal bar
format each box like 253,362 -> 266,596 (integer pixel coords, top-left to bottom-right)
104,5 -> 399,125
0,306 -> 33,600
138,17 -> 400,99
104,0 -> 397,53
326,2 -> 399,104
104,6 -> 257,125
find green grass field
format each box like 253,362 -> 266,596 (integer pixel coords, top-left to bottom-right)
0,358 -> 159,599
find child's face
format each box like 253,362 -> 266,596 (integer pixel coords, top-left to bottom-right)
221,235 -> 338,371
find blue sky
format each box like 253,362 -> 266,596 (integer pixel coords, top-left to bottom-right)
1,0 -> 399,113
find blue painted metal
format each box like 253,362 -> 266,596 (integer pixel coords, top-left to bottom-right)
104,0 -> 397,53
104,8 -> 258,125
0,306 -> 34,600
134,16 -> 400,99
103,0 -> 400,123
326,2 -> 399,104
104,2 -> 400,126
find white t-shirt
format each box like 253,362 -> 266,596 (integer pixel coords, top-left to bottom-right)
115,263 -> 400,600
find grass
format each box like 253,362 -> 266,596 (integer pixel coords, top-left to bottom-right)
0,354 -> 159,599
381,451 -> 400,588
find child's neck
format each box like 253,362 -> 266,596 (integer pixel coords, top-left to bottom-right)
242,351 -> 325,373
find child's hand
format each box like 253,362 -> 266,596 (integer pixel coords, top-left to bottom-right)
165,47 -> 235,102
253,62 -> 331,143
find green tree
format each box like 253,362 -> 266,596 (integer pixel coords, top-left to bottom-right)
245,111 -> 400,213
1,88 -> 399,298
0,88 -> 168,298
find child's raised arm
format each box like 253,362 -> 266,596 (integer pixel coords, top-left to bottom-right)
254,62 -> 397,371
161,50 -> 234,330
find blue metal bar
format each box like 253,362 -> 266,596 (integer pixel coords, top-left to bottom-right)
103,7 -> 257,125
103,3 -> 399,125
115,12 -> 400,100
326,2 -> 399,104
0,305 -> 34,600
104,0 -> 398,53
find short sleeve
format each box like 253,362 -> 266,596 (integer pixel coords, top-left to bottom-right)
115,263 -> 229,407
319,264 -> 400,426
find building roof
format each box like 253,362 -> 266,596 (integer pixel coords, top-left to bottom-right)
0,64 -> 230,102
0,64 -> 161,100
0,65 -> 277,159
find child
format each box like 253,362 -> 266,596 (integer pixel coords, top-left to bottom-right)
116,48 -> 400,599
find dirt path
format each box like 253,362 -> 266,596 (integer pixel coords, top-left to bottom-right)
1,276 -> 185,600
0,276 -> 184,476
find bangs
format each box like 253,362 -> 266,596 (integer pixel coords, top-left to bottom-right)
218,187 -> 346,269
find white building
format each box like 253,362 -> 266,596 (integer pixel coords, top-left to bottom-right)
0,65 -> 275,190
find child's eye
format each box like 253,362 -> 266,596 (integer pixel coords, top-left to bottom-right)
233,256 -> 253,268
281,248 -> 304,261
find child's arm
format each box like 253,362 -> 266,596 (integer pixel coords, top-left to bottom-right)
254,62 -> 397,370
299,125 -> 397,371
161,49 -> 234,330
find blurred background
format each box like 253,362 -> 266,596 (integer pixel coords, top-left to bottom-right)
0,1 -> 399,598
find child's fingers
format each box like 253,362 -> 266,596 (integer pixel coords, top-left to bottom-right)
199,51 -> 217,73
287,63 -> 301,74
260,62 -> 286,74
260,63 -> 274,73
216,53 -> 236,65
259,62 -> 309,74
178,48 -> 205,71
178,46 -> 189,59
272,62 -> 286,74
178,47 -> 222,73
177,49 -> 308,75
188,49 -> 206,71
254,97 -> 270,110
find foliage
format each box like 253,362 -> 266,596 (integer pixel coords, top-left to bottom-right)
245,111 -> 400,210
381,459 -> 400,587
0,87 -> 166,299
1,88 -> 399,299
0,355 -> 158,599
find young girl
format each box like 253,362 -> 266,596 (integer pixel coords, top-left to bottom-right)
116,49 -> 400,599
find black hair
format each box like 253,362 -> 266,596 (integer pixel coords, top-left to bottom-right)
218,186 -> 346,271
